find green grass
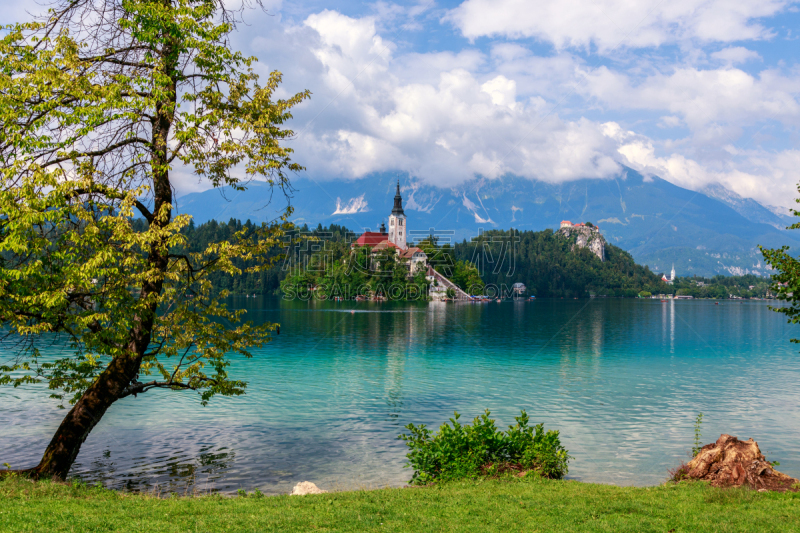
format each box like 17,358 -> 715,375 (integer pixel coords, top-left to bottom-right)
1,475 -> 799,532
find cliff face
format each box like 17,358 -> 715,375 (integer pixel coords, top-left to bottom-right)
557,226 -> 605,261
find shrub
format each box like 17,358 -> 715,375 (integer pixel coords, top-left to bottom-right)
399,410 -> 570,485
667,462 -> 691,482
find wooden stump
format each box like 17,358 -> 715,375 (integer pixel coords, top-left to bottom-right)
686,434 -> 798,492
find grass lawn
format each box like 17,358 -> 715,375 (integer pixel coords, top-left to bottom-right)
1,475 -> 798,532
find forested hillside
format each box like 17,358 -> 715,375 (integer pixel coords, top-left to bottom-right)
452,229 -> 670,298
157,218 -> 351,296
170,219 -> 769,299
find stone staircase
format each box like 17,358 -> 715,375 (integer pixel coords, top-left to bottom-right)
426,266 -> 471,301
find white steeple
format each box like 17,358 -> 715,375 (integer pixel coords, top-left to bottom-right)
670,264 -> 676,282
388,180 -> 407,250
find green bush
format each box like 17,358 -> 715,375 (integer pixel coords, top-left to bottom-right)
399,410 -> 570,485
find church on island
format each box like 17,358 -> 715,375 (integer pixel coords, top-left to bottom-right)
350,182 -> 472,300
662,265 -> 676,285
352,181 -> 428,275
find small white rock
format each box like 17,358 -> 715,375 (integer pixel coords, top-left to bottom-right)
291,481 -> 328,496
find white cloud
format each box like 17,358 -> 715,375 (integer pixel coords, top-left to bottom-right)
606,123 -> 800,209
299,70 -> 622,185
292,12 -> 623,186
7,0 -> 798,215
658,116 -> 682,128
481,75 -> 517,108
304,10 -> 395,94
154,4 -> 800,211
579,66 -> 800,131
446,0 -> 793,51
711,47 -> 761,65
369,0 -> 436,32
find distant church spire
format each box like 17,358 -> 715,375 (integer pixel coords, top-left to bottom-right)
388,180 -> 407,250
392,180 -> 405,216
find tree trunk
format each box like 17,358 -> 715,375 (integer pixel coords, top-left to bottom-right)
23,353 -> 143,479
14,42 -> 179,481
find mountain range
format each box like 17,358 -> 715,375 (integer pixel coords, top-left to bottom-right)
176,168 -> 800,277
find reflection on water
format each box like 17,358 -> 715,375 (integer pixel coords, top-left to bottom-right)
83,445 -> 236,494
1,298 -> 799,494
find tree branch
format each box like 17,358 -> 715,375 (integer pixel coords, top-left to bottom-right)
68,185 -> 154,222
44,137 -> 153,167
119,376 -> 213,399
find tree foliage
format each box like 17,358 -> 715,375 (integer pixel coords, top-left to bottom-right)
671,274 -> 771,299
761,185 -> 800,342
279,243 -> 430,300
0,0 -> 308,478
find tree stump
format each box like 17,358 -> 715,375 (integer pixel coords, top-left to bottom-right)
686,434 -> 798,491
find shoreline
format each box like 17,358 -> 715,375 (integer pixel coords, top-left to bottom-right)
3,475 -> 799,532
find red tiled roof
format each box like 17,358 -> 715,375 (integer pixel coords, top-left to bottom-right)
372,240 -> 400,252
353,231 -> 388,247
399,246 -> 425,259
561,220 -> 571,224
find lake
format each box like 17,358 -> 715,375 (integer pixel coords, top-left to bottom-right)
2,297 -> 799,494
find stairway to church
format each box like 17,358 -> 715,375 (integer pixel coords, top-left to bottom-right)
427,267 -> 472,301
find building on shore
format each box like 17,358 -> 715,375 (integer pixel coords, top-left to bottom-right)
399,247 -> 428,274
662,264 -> 676,285
512,282 -> 526,298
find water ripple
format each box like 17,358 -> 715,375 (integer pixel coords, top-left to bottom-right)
1,298 -> 799,494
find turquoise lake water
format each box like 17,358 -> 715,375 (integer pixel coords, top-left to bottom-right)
2,297 -> 799,494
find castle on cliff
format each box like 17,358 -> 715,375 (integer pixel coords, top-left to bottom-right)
558,220 -> 605,261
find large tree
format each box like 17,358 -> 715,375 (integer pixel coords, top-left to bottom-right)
0,0 -> 308,479
761,187 -> 800,340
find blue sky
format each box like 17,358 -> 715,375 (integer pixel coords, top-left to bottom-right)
3,0 -> 799,209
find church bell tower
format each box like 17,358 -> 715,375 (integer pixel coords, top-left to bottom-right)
388,180 -> 407,250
